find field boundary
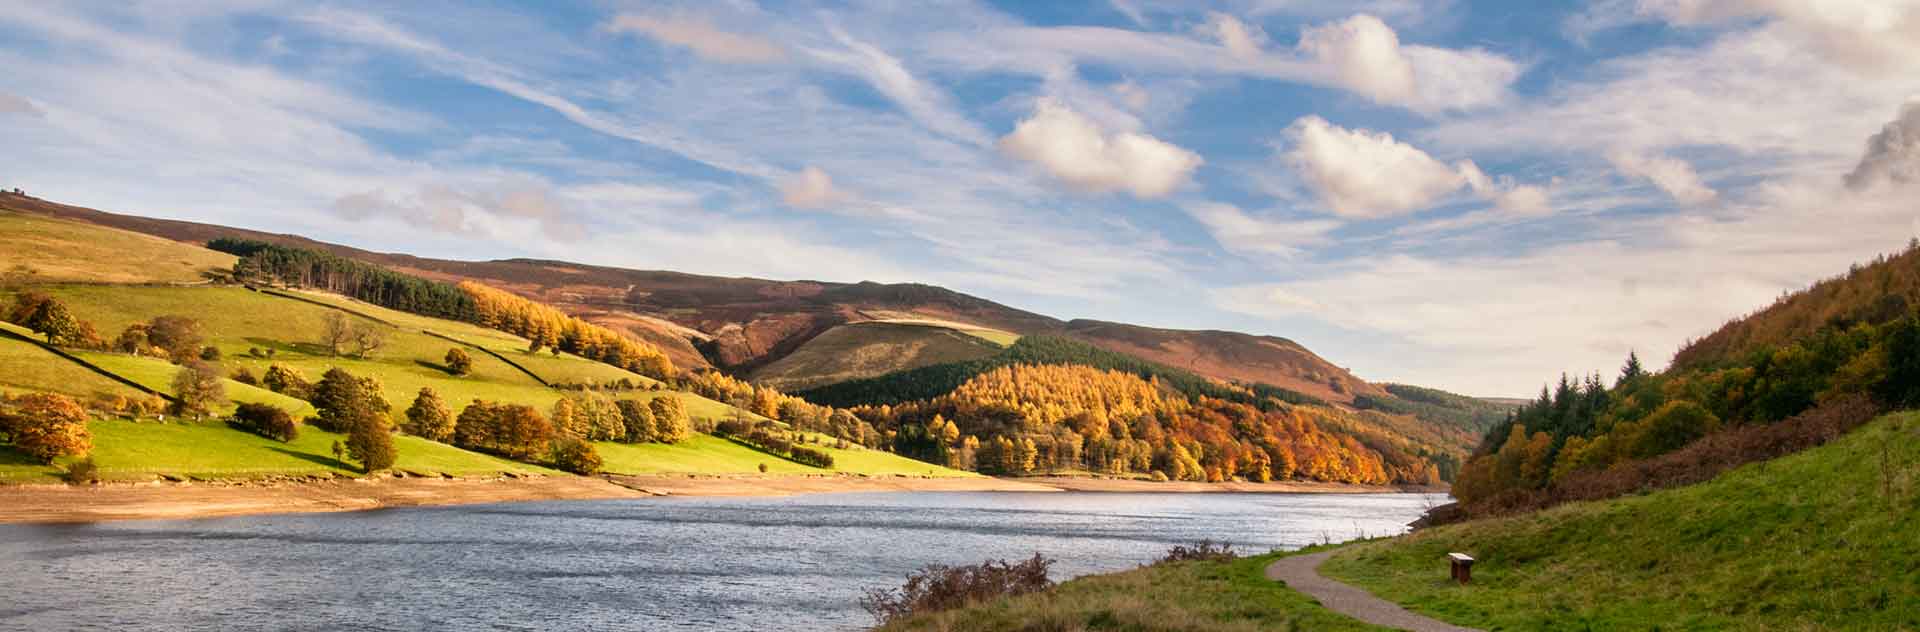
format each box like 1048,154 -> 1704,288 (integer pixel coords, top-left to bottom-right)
421,330 -> 552,387
0,327 -> 176,402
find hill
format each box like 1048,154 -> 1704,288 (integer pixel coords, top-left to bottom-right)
0,192 -> 1383,405
0,209 -> 235,285
1322,411 -> 1918,630
749,321 -> 1006,392
1673,241 -> 1920,371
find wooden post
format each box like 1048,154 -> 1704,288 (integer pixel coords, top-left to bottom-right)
1448,552 -> 1474,584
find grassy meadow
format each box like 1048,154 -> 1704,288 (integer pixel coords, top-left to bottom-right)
0,210 -> 236,284
1320,412 -> 1920,631
880,550 -> 1381,632
0,323 -> 147,400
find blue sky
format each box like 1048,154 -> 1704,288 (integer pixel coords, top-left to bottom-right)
2,1 -> 1918,396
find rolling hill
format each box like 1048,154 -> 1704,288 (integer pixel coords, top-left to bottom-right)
0,192 -> 1396,406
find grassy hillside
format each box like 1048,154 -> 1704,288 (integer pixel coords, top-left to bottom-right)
1322,412 -> 1920,630
751,321 -> 1004,391
0,210 -> 236,284
880,550 -> 1378,632
0,325 -> 147,400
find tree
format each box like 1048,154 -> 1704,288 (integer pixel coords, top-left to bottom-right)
403,387 -> 454,441
113,323 -> 154,356
22,298 -> 97,347
549,436 -> 603,475
551,397 -> 587,438
320,311 -> 352,356
573,392 -> 624,441
4,291 -> 51,325
310,368 -> 390,433
444,347 -> 473,376
146,315 -> 204,362
1620,351 -> 1646,384
649,396 -> 690,443
232,402 -> 298,442
617,399 -> 656,443
349,322 -> 387,358
0,393 -> 92,464
171,360 -> 226,417
346,411 -> 396,472
261,364 -> 312,399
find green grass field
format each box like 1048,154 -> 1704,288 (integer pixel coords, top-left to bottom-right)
1320,412 -> 1920,631
594,433 -> 978,477
881,550 -> 1381,632
0,418 -> 552,482
0,210 -> 237,284
0,324 -> 147,401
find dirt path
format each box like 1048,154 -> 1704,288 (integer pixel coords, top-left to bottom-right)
1266,551 -> 1479,632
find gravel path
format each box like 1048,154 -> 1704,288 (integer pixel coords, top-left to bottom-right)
1265,551 -> 1480,632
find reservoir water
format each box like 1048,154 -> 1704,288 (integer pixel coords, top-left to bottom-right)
0,491 -> 1443,631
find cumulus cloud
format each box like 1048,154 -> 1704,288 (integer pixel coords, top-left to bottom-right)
999,97 -> 1202,198
1296,14 -> 1520,112
0,93 -> 44,117
1845,101 -> 1920,190
1205,12 -> 1267,60
1607,150 -> 1718,204
780,166 -> 845,208
604,14 -> 785,63
1283,116 -> 1547,217
1185,202 -> 1340,258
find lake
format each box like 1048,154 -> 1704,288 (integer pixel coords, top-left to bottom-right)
0,491 -> 1444,631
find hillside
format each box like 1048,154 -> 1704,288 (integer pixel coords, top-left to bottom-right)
1673,242 -> 1920,371
1322,412 -> 1919,630
0,192 -> 1381,404
0,210 -> 236,285
749,321 -> 1006,392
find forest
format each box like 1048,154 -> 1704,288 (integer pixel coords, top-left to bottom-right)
1453,241 -> 1920,507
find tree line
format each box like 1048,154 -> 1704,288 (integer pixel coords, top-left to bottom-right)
1454,245 -> 1920,505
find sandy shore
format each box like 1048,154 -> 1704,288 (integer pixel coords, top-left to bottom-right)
0,473 -> 1436,525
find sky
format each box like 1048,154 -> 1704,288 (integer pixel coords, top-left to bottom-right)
1,1 -> 1918,397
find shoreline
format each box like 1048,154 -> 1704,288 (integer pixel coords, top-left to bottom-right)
0,473 -> 1440,525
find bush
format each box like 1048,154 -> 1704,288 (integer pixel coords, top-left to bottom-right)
199,346 -> 222,361
860,553 -> 1055,626
790,446 -> 834,468
550,436 -> 603,475
1148,470 -> 1170,482
231,367 -> 259,386
746,429 -> 794,455
231,402 -> 298,442
1156,540 -> 1235,564
61,457 -> 99,485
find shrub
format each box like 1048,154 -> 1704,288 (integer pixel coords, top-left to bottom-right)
199,346 -> 222,361
549,436 -> 603,475
261,364 -> 311,399
746,429 -> 794,455
1156,540 -> 1235,564
790,446 -> 834,468
231,367 -> 259,386
758,462 -> 769,473
859,553 -> 1055,626
231,402 -> 298,442
1149,470 -> 1170,482
444,347 -> 473,376
62,457 -> 99,485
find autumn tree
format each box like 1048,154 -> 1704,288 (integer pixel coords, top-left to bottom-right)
145,315 -> 204,362
404,387 -> 454,441
3,291 -> 51,326
617,399 -> 656,443
0,393 -> 92,463
309,368 -> 391,434
261,364 -> 312,399
549,436 -> 603,475
454,401 -> 554,461
550,397 -> 587,438
347,411 -> 397,472
444,347 -> 473,376
649,396 -> 690,443
232,402 -> 298,442
171,359 -> 226,417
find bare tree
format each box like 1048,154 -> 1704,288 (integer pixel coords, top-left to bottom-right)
321,312 -> 351,356
350,322 -> 387,358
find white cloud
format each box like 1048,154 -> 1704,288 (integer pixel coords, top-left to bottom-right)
604,14 -> 785,63
1845,100 -> 1920,190
1185,201 -> 1340,258
808,24 -> 992,147
780,166 -> 845,208
0,92 -> 44,117
1634,0 -> 1920,69
1111,80 -> 1150,111
1296,14 -> 1520,112
1205,12 -> 1267,60
922,13 -> 1519,114
1283,116 -> 1548,218
1608,150 -> 1718,204
999,97 -> 1202,198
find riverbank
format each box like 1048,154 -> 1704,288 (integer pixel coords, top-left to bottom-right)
1021,476 -> 1425,494
0,472 -> 1438,524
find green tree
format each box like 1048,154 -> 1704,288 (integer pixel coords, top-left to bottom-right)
170,360 -> 226,418
233,402 -> 298,442
444,347 -> 473,376
346,411 -> 397,472
649,396 -> 690,443
310,368 -> 390,433
23,298 -> 91,347
403,387 -> 455,441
